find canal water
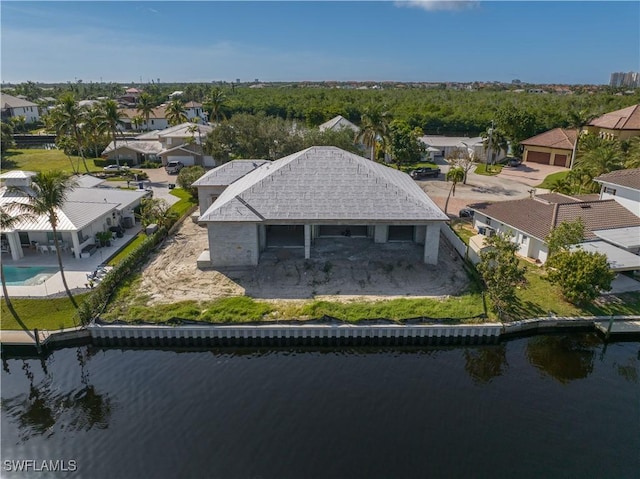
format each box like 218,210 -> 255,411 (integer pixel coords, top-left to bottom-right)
1,334 -> 639,479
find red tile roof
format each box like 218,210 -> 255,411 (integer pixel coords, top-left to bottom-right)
520,128 -> 577,149
469,197 -> 640,241
595,168 -> 640,190
588,104 -> 640,130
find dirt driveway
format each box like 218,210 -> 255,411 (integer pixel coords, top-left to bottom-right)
137,219 -> 470,305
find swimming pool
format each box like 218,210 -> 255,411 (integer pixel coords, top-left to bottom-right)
3,266 -> 58,286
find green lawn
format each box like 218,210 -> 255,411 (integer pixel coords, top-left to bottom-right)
536,170 -> 570,190
475,163 -> 504,176
1,295 -> 86,330
451,220 -> 475,245
1,149 -> 102,174
169,188 -> 198,217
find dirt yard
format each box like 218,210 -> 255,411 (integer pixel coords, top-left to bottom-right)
137,219 -> 471,305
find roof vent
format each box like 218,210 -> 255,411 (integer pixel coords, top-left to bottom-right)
579,204 -> 592,209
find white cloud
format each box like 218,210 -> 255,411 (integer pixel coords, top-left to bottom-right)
395,1 -> 479,12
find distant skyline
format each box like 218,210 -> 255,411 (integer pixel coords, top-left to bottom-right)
1,1 -> 639,85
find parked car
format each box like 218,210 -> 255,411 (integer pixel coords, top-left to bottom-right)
165,161 -> 184,174
103,164 -> 130,172
505,157 -> 522,167
410,167 -> 441,180
459,208 -> 474,218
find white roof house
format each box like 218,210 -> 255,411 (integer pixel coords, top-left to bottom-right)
197,146 -> 448,267
319,115 -> 360,133
0,172 -> 146,261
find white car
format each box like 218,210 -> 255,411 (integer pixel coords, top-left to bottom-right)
103,164 -> 130,172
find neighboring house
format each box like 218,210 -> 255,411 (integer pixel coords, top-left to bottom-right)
468,192 -> 640,269
119,106 -> 169,131
102,140 -> 164,166
184,101 -> 208,123
585,104 -> 640,141
594,168 -> 640,215
156,122 -> 215,167
419,136 -> 499,163
192,160 -> 270,215
521,128 -> 577,167
0,93 -> 41,123
0,171 -> 146,261
196,146 -> 448,268
102,122 -> 215,167
319,115 -> 360,134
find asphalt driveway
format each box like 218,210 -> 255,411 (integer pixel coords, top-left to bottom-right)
497,162 -> 567,187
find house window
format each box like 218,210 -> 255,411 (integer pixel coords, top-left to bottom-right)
486,218 -> 492,226
604,187 -> 616,195
520,235 -> 528,244
46,232 -> 63,243
151,120 -> 155,125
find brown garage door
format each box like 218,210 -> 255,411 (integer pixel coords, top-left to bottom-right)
527,151 -> 551,164
554,154 -> 569,167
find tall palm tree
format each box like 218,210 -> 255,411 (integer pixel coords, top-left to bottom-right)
165,99 -> 187,126
482,123 -> 508,168
136,93 -> 154,131
444,167 -> 465,215
17,171 -> 79,308
567,109 -> 597,170
356,108 -> 390,161
204,87 -> 226,123
49,93 -> 90,173
97,100 -> 124,166
0,205 -> 34,332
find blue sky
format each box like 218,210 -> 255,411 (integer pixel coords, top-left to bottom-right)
1,1 -> 639,85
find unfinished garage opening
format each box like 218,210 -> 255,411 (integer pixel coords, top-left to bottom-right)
318,225 -> 368,237
388,225 -> 415,242
266,225 -> 304,247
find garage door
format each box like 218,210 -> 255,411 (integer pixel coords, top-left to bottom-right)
318,225 -> 368,237
388,226 -> 415,241
554,154 -> 569,167
526,151 -> 551,164
266,225 -> 304,247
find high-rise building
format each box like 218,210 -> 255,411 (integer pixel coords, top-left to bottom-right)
610,72 -> 640,88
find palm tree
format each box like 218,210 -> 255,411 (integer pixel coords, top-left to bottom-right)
204,87 -> 226,123
567,109 -> 597,170
0,205 -> 34,332
17,171 -> 79,308
444,167 -> 465,215
131,115 -> 145,131
97,100 -> 124,167
356,108 -> 390,161
49,93 -> 90,173
165,99 -> 187,126
482,123 -> 508,169
136,93 -> 154,130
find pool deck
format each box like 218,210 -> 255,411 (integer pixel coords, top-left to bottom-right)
1,226 -> 141,297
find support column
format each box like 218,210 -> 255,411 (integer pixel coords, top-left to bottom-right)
374,224 -> 388,244
304,224 -> 311,259
7,232 -> 22,261
71,232 -> 81,259
423,223 -> 441,265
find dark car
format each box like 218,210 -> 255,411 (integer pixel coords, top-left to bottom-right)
459,208 -> 474,218
505,157 -> 522,167
410,167 -> 441,180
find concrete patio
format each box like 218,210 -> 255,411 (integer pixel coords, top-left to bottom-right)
1,225 -> 142,297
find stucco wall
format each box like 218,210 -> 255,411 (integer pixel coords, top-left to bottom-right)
197,185 -> 226,215
208,223 -> 259,267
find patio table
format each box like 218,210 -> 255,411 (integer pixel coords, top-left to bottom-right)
38,245 -> 50,254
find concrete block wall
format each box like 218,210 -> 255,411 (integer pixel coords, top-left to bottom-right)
208,223 -> 259,267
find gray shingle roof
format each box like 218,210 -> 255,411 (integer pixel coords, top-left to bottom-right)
0,93 -> 38,109
102,140 -> 163,155
193,160 -> 270,187
200,146 -> 447,224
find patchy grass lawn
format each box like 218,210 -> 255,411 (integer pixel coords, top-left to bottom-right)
475,163 -> 504,176
1,295 -> 86,331
451,219 -> 475,245
537,170 -> 570,190
1,149 -> 102,174
506,260 -> 640,320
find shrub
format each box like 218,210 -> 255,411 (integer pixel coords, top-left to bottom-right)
177,165 -> 205,197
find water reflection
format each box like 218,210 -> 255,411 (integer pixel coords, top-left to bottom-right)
1,347 -> 113,442
464,344 -> 508,384
525,334 -> 600,383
